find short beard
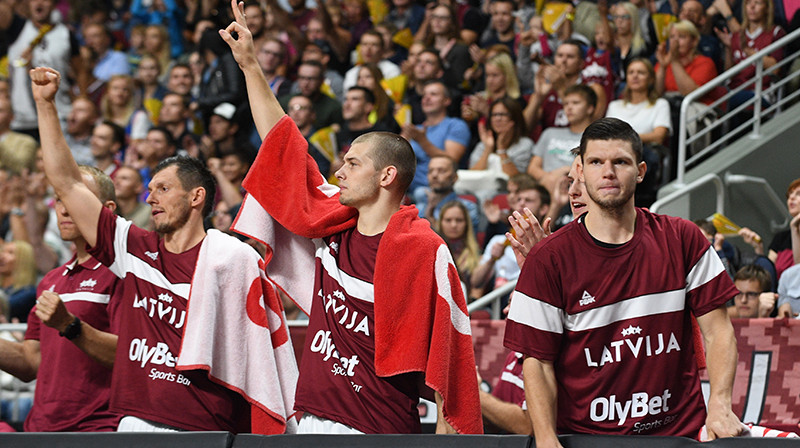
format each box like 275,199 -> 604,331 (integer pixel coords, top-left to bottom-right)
154,196 -> 192,235
586,188 -> 633,217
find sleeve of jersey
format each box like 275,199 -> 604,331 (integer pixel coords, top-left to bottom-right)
503,250 -> 564,361
86,207 -> 135,279
682,222 -> 740,317
24,307 -> 40,341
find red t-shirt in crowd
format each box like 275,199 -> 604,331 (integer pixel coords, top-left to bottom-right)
656,55 -> 719,105
294,228 -> 423,434
504,209 -> 738,437
24,256 -> 122,432
88,207 -> 249,432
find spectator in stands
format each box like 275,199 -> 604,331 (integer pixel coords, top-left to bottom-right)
470,97 -> 534,178
401,80 -> 470,192
655,20 -> 719,105
777,264 -> 800,317
196,29 -> 247,123
387,0 -> 427,34
166,63 -> 195,99
0,240 -> 37,321
436,200 -> 482,299
768,178 -> 800,280
64,97 -> 100,167
679,0 -> 724,72
405,48 -> 460,124
203,102 -> 255,159
304,10 -> 350,73
718,0 -> 785,116
607,58 -> 672,146
612,2 -> 655,80
528,85 -> 596,196
0,97 -> 38,174
416,3 -> 472,89
101,75 -> 151,142
207,150 -> 250,216
523,40 -> 607,135
90,121 -> 125,178
480,0 -> 517,57
0,167 -> 122,432
134,54 -> 168,125
244,0 -> 269,50
133,127 -> 177,191
4,0 -> 81,138
516,14 -> 550,95
281,60 -> 343,130
257,38 -> 292,98
113,165 -> 152,231
730,264 -> 777,318
476,351 -> 531,434
471,183 -> 550,292
415,155 -> 480,228
343,0 -> 374,49
141,25 -> 172,79
335,86 -> 396,156
355,63 -> 401,133
343,30 -> 402,91
159,93 -> 199,155
462,53 -> 521,123
375,22 -> 407,66
82,23 -> 130,83
300,42 -> 345,101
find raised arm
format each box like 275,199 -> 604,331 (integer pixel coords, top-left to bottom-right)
696,305 -> 743,439
32,67 -> 102,247
220,0 -> 286,140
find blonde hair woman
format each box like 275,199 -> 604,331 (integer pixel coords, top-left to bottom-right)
0,240 -> 37,321
436,201 -> 482,300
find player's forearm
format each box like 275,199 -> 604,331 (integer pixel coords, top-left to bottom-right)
35,98 -> 83,196
70,323 -> 119,369
523,357 -> 561,448
240,59 -> 285,141
470,260 -> 495,289
479,390 -> 532,435
701,307 -> 737,412
435,392 -> 457,434
0,339 -> 38,382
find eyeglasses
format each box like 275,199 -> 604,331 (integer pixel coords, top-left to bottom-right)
735,292 -> 761,301
610,14 -> 632,20
289,104 -> 312,111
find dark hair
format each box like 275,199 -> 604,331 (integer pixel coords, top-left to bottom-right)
148,126 -> 178,150
579,117 -> 643,163
348,86 -> 376,105
734,264 -> 771,293
163,92 -> 191,109
152,156 -> 217,218
693,218 -> 716,236
560,39 -> 586,59
418,48 -> 444,71
168,63 -> 192,80
564,84 -> 598,109
518,183 -> 551,207
99,120 -> 126,149
298,59 -> 324,78
361,29 -> 385,48
490,97 -> 525,144
352,132 -> 416,193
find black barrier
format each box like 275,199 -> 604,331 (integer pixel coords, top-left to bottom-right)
232,434 -> 532,448
0,431 -> 234,448
1,433 -> 798,447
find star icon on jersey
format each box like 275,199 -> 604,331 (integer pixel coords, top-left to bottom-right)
329,242 -> 339,253
158,293 -> 173,304
333,290 -> 345,301
79,278 -> 97,288
621,325 -> 642,337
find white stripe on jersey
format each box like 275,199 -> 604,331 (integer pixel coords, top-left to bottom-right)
509,289 -> 687,334
507,291 -> 564,334
435,244 -> 471,336
59,292 -> 111,305
500,371 -> 525,390
317,244 -> 375,303
686,246 -> 726,292
110,215 -> 191,298
565,289 -> 686,332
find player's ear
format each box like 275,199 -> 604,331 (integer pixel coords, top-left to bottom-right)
380,165 -> 398,187
636,161 -> 647,184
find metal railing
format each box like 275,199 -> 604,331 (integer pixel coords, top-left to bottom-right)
677,27 -> 800,185
650,173 -> 725,214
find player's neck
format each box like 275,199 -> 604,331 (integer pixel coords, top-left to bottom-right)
74,238 -> 92,264
584,203 -> 637,245
161,217 -> 207,253
355,199 -> 400,236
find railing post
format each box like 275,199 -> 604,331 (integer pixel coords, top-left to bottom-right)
677,98 -> 688,185
753,59 -> 763,137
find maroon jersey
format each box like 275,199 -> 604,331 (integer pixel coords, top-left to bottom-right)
24,257 -> 122,432
504,209 -> 738,437
731,26 -> 785,90
491,351 -> 525,408
294,228 -> 423,434
87,207 -> 249,432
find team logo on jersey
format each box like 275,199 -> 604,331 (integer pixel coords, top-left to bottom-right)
329,242 -> 339,253
145,251 -> 159,261
157,293 -> 173,304
579,290 -> 596,306
79,278 -> 97,289
621,325 -> 642,337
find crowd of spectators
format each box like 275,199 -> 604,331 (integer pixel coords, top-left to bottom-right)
0,0 -> 798,432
